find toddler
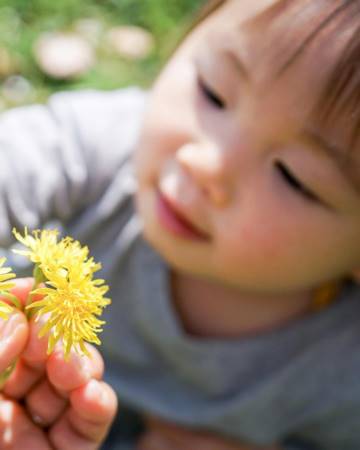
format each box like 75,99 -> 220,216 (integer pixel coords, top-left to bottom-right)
0,0 -> 359,449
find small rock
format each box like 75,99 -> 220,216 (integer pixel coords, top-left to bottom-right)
1,75 -> 34,104
33,32 -> 95,80
106,26 -> 155,60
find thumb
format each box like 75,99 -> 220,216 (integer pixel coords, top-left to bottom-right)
0,278 -> 32,374
0,310 -> 28,373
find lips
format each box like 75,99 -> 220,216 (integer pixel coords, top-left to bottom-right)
156,190 -> 210,241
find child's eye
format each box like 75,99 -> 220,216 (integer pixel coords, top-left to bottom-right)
197,77 -> 226,109
275,161 -> 320,203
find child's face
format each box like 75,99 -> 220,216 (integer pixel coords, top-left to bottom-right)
134,0 -> 360,294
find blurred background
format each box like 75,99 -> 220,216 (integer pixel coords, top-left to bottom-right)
0,0 -> 205,111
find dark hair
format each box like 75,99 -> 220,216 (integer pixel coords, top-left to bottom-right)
314,2 -> 360,154
176,0 -> 360,190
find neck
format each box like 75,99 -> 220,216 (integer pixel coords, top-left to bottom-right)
170,271 -> 316,338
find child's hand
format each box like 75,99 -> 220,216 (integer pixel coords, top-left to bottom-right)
138,416 -> 282,450
0,278 -> 118,450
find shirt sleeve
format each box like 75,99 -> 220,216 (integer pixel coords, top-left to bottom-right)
0,87 -> 146,250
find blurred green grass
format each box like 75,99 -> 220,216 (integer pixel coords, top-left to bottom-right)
0,0 -> 205,107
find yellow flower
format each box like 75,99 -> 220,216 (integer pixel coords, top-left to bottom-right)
0,257 -> 16,320
12,228 -> 61,266
13,228 -> 111,359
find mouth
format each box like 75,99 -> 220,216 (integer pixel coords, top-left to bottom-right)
155,190 -> 210,241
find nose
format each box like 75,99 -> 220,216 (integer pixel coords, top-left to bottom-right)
176,142 -> 232,208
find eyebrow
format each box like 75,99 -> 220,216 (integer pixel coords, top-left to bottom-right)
223,49 -> 251,81
301,128 -> 344,164
301,128 -> 360,193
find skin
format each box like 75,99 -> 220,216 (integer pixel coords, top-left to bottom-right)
138,416 -> 280,450
0,278 -> 117,450
3,2 -> 358,449
134,0 -> 360,335
133,0 -> 360,448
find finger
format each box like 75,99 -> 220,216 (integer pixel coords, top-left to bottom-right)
47,344 -> 104,395
0,278 -> 33,382
0,277 -> 34,309
0,395 -> 51,450
144,418 -> 244,450
3,313 -> 52,397
137,430 -> 182,450
25,379 -> 67,427
22,315 -> 50,371
2,358 -> 44,399
69,379 -> 118,441
0,311 -> 28,375
49,380 -> 117,450
4,313 -> 51,398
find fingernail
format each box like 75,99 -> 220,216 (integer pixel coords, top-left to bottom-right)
0,313 -> 22,339
31,413 -> 47,427
0,400 -> 14,422
73,354 -> 92,380
86,379 -> 106,403
4,314 -> 19,333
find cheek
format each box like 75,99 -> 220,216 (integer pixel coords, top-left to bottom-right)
215,194 -> 353,290
135,99 -> 192,186
135,53 -> 201,190
222,215 -> 292,267
214,198 -> 322,278
135,119 -> 170,186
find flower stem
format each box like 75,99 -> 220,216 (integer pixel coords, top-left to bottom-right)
0,292 -> 21,310
0,359 -> 16,388
25,264 -> 46,320
25,283 -> 37,320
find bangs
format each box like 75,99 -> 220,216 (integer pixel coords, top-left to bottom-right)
314,3 -> 360,158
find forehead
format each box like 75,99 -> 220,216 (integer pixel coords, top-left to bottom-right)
198,1 -> 339,120
212,0 -> 344,79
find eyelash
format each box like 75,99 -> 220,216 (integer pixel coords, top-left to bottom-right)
275,161 -> 320,203
197,77 -> 321,205
198,77 -> 226,109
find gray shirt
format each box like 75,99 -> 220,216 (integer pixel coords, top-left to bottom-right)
0,88 -> 359,450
